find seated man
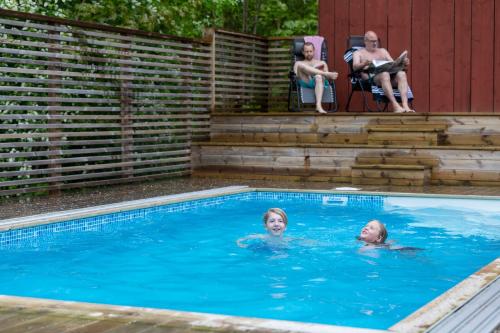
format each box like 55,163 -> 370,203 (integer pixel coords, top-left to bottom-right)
352,31 -> 414,113
293,42 -> 338,113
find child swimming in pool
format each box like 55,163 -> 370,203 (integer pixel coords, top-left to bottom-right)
236,208 -> 288,248
358,219 -> 388,245
357,219 -> 422,252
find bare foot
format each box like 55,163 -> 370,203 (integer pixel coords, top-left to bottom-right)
393,106 -> 406,113
404,108 -> 415,113
316,108 -> 328,114
325,72 -> 338,80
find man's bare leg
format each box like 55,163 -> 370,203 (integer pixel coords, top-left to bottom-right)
375,72 -> 405,113
395,71 -> 414,112
314,75 -> 327,113
296,63 -> 337,82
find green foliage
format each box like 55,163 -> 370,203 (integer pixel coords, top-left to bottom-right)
0,0 -> 317,37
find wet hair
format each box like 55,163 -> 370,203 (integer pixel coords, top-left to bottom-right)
263,208 -> 288,225
372,219 -> 388,243
302,41 -> 315,51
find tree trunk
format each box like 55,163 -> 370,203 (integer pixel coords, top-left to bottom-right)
252,0 -> 263,34
242,0 -> 248,32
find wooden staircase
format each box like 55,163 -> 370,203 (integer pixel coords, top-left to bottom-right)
351,119 -> 447,185
366,119 -> 448,146
351,151 -> 439,186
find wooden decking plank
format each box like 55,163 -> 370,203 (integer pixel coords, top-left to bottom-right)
62,320 -> 127,333
0,311 -> 52,332
0,315 -> 89,333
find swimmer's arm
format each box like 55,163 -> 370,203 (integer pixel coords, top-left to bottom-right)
236,234 -> 263,248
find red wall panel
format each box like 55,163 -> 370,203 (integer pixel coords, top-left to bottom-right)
495,0 -> 500,112
411,0 -> 430,112
333,0 -> 350,110
347,0 -> 366,111
454,0 -> 472,113
471,0 -> 494,112
318,0 -> 498,113
429,0 -> 454,113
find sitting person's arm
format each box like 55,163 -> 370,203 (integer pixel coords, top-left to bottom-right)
314,61 -> 327,70
352,51 -> 371,71
381,48 -> 394,62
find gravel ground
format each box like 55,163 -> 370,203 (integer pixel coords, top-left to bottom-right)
1,176 -> 500,220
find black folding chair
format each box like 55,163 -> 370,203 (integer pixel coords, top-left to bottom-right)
343,35 -> 413,112
287,37 -> 338,112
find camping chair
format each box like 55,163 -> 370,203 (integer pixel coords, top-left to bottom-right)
287,37 -> 338,112
343,35 -> 413,112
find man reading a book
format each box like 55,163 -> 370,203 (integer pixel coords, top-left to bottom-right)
352,31 -> 414,113
293,42 -> 338,114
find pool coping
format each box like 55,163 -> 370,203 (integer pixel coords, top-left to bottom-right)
0,186 -> 499,333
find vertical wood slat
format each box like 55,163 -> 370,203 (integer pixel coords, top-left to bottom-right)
411,0 -> 430,113
120,35 -> 133,179
365,0 -> 388,48
429,0 -> 454,113
454,0 -> 472,113
47,26 -> 62,193
346,0 -> 366,111
334,1 -> 349,111
318,1 -> 348,111
496,0 -> 500,112
364,0 -> 388,112
471,0 -> 495,112
387,0 -> 411,84
318,0 -> 335,88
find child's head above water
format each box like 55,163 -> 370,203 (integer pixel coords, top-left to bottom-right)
358,219 -> 387,244
263,208 -> 288,237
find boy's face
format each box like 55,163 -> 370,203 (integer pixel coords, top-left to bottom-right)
302,45 -> 315,61
264,212 -> 287,236
359,221 -> 382,243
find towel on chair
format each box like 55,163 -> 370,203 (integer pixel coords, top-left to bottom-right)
304,36 -> 324,60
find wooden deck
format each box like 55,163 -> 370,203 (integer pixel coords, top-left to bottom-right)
192,112 -> 500,186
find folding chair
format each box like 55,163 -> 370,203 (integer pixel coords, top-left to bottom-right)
343,35 -> 413,112
287,37 -> 338,112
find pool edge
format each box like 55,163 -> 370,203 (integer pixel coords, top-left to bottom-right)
389,258 -> 500,333
0,185 -> 253,231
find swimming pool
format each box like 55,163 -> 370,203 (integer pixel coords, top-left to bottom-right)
0,187 -> 499,332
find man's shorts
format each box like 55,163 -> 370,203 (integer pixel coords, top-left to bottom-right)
298,77 -> 330,89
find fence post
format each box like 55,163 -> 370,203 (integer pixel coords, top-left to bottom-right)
203,28 -> 216,114
120,35 -> 133,179
47,25 -> 62,194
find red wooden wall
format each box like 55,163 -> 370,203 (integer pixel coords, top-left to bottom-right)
319,0 -> 499,113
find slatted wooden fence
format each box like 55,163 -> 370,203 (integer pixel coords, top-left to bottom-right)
0,9 -> 213,196
0,10 -> 294,196
207,29 -> 292,113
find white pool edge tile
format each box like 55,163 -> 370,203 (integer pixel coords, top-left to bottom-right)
0,186 -> 252,230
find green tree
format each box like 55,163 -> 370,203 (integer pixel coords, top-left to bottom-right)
0,0 -> 318,37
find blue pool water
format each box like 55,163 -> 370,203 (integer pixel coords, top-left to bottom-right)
0,191 -> 499,329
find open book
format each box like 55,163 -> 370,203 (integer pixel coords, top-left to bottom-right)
368,50 -> 407,74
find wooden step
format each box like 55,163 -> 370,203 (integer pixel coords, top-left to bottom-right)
366,124 -> 447,132
368,117 -> 450,125
355,155 -> 440,167
351,164 -> 431,186
193,166 -> 351,182
367,131 -> 443,146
